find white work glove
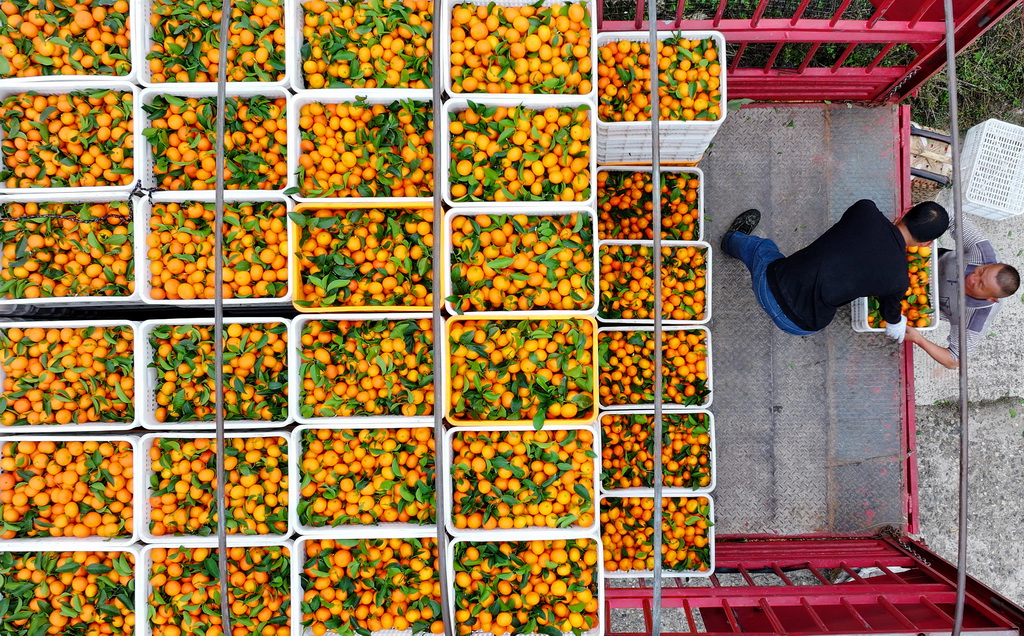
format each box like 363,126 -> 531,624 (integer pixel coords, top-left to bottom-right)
884,315 -> 908,343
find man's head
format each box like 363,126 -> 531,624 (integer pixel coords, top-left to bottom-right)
966,263 -> 1020,302
897,201 -> 950,246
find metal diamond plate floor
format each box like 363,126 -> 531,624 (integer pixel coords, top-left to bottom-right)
699,104 -> 907,535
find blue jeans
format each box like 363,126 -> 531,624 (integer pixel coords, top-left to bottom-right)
722,232 -> 817,336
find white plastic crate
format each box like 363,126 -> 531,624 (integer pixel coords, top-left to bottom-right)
0,81 -> 142,195
138,317 -> 293,430
446,534 -> 605,636
0,191 -> 140,306
290,535 -> 434,636
440,0 -> 597,101
598,239 -> 713,326
597,410 -> 716,497
0,320 -> 139,432
440,97 -> 598,208
443,207 -> 600,316
0,542 -> 143,636
138,86 -> 290,193
959,119 -> 1024,221
851,245 -> 939,333
139,541 -> 293,636
286,0 -> 434,94
595,166 -> 705,242
134,0 -> 292,88
289,314 -> 435,426
286,89 -> 434,202
599,493 -> 715,578
597,325 -> 713,410
289,424 -> 438,538
135,192 -> 294,306
594,31 -> 727,165
139,431 -> 293,544
0,434 -> 142,546
443,424 -> 601,539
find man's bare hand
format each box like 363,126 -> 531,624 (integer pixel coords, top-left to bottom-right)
904,325 -> 923,344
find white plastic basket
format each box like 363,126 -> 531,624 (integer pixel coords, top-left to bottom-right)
959,119 -> 1024,221
439,97 -> 597,208
595,166 -> 704,242
599,493 -> 715,578
135,192 -> 294,306
286,89 -> 434,202
289,424 -> 438,538
138,317 -> 293,430
598,239 -> 712,326
440,0 -> 596,101
134,0 -> 292,88
851,246 -> 939,333
139,541 -> 293,636
286,0 -> 434,94
594,31 -> 727,165
0,320 -> 138,432
138,86 -> 290,193
0,434 -> 141,546
443,424 -> 601,539
139,431 -> 293,544
443,207 -> 599,316
0,191 -> 140,306
289,314 -> 435,426
597,325 -> 713,410
446,534 -> 605,636
0,81 -> 142,195
0,543 -> 143,636
290,535 -> 434,636
597,410 -> 715,497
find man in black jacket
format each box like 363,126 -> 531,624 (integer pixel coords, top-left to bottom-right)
721,200 -> 950,339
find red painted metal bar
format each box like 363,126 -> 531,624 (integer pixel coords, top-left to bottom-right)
830,0 -> 855,26
673,0 -> 685,28
879,596 -> 921,630
911,0 -> 943,27
730,43 -> 746,72
867,0 -> 899,27
750,0 -> 771,27
712,0 -> 726,26
866,42 -> 896,71
790,0 -> 811,25
764,42 -> 784,72
597,19 -> 947,42
830,42 -> 858,71
797,42 -> 820,72
799,598 -> 830,631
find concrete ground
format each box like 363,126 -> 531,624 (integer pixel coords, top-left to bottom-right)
912,190 -> 1024,607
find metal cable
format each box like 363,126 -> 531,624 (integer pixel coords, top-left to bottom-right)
647,4 -> 665,635
213,0 -> 233,632
430,3 -> 454,633
941,0 -> 970,633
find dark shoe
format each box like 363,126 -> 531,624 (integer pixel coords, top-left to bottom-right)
726,209 -> 762,236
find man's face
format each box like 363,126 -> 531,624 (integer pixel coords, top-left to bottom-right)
965,264 -> 1004,301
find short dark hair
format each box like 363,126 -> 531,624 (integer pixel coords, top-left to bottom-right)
902,201 -> 950,242
996,264 -> 1020,297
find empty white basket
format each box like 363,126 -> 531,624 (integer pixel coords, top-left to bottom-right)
960,119 -> 1024,221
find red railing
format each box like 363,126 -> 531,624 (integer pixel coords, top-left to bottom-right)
605,536 -> 1024,635
596,0 -> 1023,102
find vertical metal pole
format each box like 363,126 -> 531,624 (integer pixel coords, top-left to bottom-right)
213,0 -> 233,633
941,0 -> 970,633
647,5 -> 664,636
430,3 -> 454,634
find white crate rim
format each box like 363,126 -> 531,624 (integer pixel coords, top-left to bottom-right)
0,192 -> 141,305
851,243 -> 939,333
597,324 -> 714,410
0,320 -> 139,432
135,192 -> 295,306
595,165 -> 705,243
443,424 -> 601,538
137,86 -> 290,194
961,119 -> 1024,220
289,314 -> 436,426
286,89 -> 435,201
597,238 -> 713,326
289,424 -> 439,538
139,431 -> 293,543
439,97 -> 598,209
138,317 -> 293,430
440,0 -> 598,101
599,493 -> 716,578
597,409 -> 716,496
0,81 -> 142,196
0,434 -> 142,546
442,207 -> 600,316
